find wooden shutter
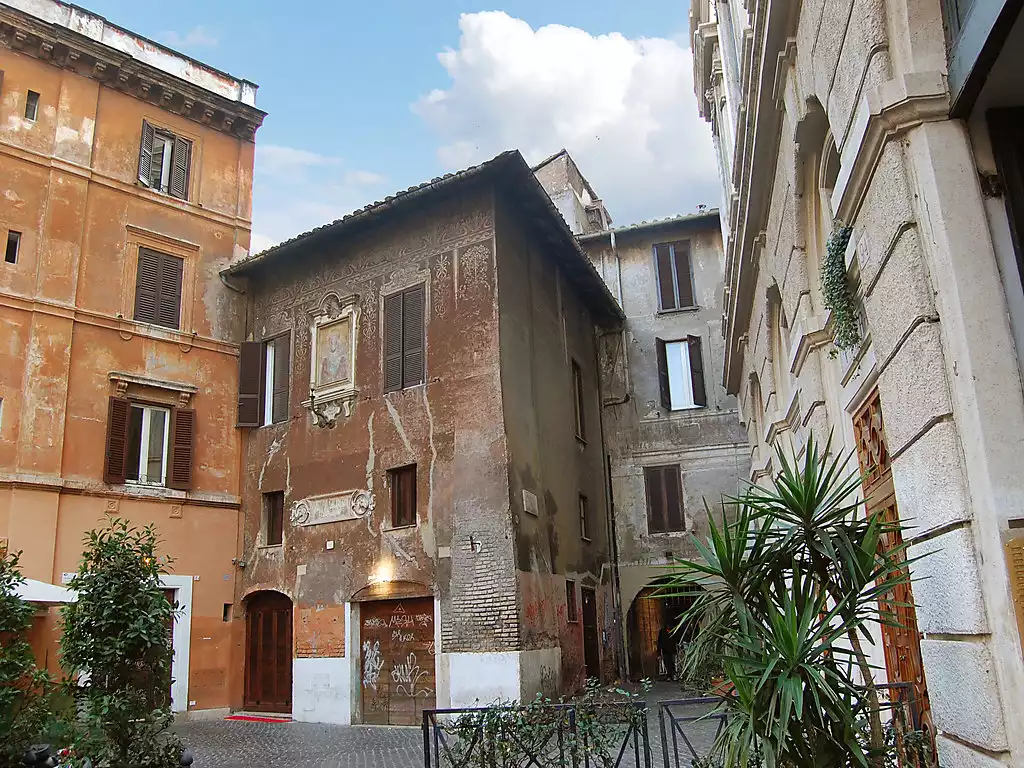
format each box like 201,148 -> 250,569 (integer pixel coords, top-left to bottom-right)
665,466 -> 684,531
383,292 -> 403,393
134,248 -> 160,323
672,241 -> 695,308
272,333 -> 290,423
138,120 -> 155,186
654,244 -> 676,310
103,396 -> 130,484
572,359 -> 586,441
402,284 -> 425,388
655,338 -> 671,409
688,335 -> 707,406
644,466 -> 666,533
169,136 -> 191,200
167,408 -> 195,490
237,341 -> 262,426
156,253 -> 184,330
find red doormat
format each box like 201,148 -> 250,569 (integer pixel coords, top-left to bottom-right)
224,715 -> 291,723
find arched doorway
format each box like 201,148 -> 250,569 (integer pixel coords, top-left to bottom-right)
244,591 -> 292,712
625,588 -> 695,680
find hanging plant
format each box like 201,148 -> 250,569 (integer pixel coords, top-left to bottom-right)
820,222 -> 860,353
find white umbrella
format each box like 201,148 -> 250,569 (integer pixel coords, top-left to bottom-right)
14,578 -> 77,605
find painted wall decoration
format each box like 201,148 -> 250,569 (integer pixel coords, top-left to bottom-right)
295,602 -> 346,658
316,317 -> 351,387
290,489 -> 375,527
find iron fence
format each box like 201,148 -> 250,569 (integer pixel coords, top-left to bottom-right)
657,697 -> 725,768
422,702 -> 652,768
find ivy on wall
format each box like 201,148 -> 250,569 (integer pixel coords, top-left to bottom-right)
820,223 -> 860,353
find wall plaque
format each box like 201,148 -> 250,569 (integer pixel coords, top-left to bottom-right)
290,489 -> 375,527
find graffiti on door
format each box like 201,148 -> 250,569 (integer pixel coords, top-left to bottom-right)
362,639 -> 384,691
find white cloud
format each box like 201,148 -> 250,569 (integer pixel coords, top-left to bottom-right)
249,144 -> 388,253
414,12 -> 719,226
160,26 -> 219,50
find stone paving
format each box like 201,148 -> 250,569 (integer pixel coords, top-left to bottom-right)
173,687 -> 719,768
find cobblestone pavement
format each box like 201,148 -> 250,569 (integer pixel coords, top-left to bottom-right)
173,689 -> 717,768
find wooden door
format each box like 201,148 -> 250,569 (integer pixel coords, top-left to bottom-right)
244,592 -> 293,712
581,588 -> 601,681
360,597 -> 435,725
853,393 -> 933,739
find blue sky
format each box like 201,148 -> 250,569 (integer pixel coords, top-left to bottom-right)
83,1 -> 718,250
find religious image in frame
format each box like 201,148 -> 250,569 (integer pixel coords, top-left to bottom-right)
316,317 -> 351,388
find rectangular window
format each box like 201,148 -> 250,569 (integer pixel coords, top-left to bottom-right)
644,465 -> 685,534
571,359 -> 586,441
389,465 -> 417,528
133,248 -> 184,330
137,120 -> 192,200
5,231 -> 20,264
263,491 -> 284,546
383,284 -> 425,392
579,494 -> 591,541
654,241 -> 695,311
566,580 -> 579,623
125,404 -> 170,485
261,335 -> 291,425
24,90 -> 39,121
656,336 -> 707,410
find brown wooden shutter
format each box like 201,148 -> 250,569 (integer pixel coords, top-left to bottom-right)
672,241 -> 694,308
156,253 -> 183,330
238,341 -> 262,426
644,466 -> 666,533
383,293 -> 403,393
103,396 -> 130,484
272,333 -> 290,423
688,335 -> 707,406
655,338 -> 671,409
169,136 -> 191,200
168,408 -> 195,490
665,466 -> 684,531
402,284 -> 425,388
138,120 -> 155,186
654,244 -> 676,310
134,248 -> 160,323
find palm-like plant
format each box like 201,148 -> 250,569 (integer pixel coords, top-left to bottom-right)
658,434 -> 920,768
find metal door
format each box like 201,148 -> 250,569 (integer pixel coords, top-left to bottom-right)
360,597 -> 435,725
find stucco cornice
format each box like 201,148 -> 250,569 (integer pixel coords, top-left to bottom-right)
0,5 -> 265,141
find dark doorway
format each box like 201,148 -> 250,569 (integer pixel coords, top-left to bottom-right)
244,591 -> 293,712
626,588 -> 696,680
580,587 -> 601,681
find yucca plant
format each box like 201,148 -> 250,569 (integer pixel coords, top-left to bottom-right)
657,434 -> 922,768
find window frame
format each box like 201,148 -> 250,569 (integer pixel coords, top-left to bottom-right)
125,403 -> 171,487
656,335 -> 707,410
137,119 -> 193,201
388,464 -> 418,529
262,491 -> 285,547
24,90 -> 39,121
579,493 -> 591,541
133,247 -> 184,330
383,283 -> 426,393
653,240 -> 696,312
5,231 -> 20,264
644,464 -> 686,534
259,333 -> 291,426
571,358 -> 586,442
566,579 -> 579,623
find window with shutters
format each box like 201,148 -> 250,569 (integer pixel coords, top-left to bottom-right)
260,334 -> 291,426
655,335 -> 707,410
24,90 -> 39,122
104,395 -> 194,490
263,491 -> 285,547
388,465 -> 417,528
579,494 -> 591,541
653,241 -> 695,311
137,120 -> 192,200
571,358 -> 586,441
5,231 -> 20,264
644,465 -> 685,534
133,248 -> 184,330
383,284 -> 426,393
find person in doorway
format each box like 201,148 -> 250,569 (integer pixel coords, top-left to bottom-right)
657,624 -> 677,679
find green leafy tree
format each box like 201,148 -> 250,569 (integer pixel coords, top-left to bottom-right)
659,434 -> 928,768
0,549 -> 52,767
59,518 -> 183,767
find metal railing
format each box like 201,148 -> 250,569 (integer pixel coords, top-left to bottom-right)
422,702 -> 652,768
657,697 -> 725,768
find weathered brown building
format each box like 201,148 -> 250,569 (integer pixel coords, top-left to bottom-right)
223,151 -> 623,724
0,0 -> 262,714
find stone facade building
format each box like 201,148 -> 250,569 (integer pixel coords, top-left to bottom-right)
223,151 -> 622,725
535,152 -> 749,681
692,0 -> 1024,762
0,0 -> 263,714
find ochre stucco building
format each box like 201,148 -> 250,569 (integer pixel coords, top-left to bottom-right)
0,0 -> 263,714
